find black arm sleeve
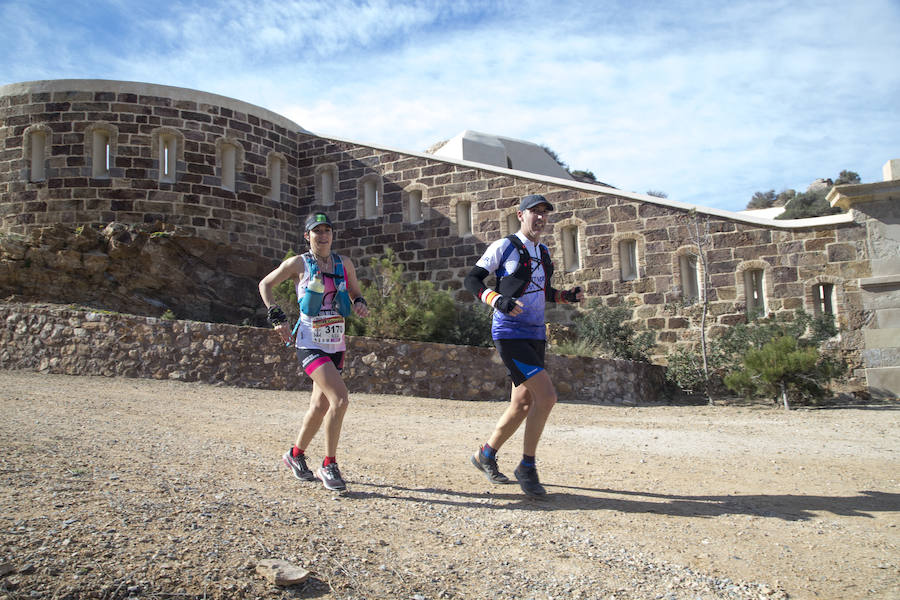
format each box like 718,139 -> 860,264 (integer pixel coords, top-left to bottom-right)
464,266 -> 490,299
545,285 -> 558,302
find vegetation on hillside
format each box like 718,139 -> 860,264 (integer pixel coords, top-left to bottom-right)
746,170 -> 860,219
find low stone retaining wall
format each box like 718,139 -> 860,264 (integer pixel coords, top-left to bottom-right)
0,303 -> 666,404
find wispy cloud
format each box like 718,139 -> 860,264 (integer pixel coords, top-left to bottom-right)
2,0 -> 898,210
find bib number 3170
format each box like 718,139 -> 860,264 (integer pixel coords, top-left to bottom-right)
311,315 -> 345,345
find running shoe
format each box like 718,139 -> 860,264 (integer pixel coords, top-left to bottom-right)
514,464 -> 546,497
317,462 -> 346,491
283,450 -> 315,481
470,447 -> 510,484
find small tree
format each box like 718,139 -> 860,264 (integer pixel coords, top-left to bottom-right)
346,248 -> 471,345
671,310 -> 845,408
723,334 -> 845,410
747,190 -> 776,209
776,188 -> 842,219
834,170 -> 861,185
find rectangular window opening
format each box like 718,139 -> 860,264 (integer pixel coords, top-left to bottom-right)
221,144 -> 236,191
619,239 -> 637,281
744,269 -> 766,319
409,190 -> 423,223
680,254 -> 699,303
364,180 -> 378,218
160,135 -> 176,183
321,170 -> 334,205
563,227 -> 580,272
92,130 -> 111,178
269,159 -> 282,201
30,131 -> 46,182
814,283 -> 835,316
457,202 -> 472,236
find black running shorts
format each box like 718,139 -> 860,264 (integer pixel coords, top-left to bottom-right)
295,348 -> 345,376
494,338 -> 546,386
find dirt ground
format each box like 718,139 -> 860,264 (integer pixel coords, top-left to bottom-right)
1,370 -> 897,600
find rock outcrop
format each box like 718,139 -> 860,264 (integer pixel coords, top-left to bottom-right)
0,222 -> 275,325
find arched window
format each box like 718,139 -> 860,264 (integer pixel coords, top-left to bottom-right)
404,187 -> 425,224
316,164 -> 338,206
216,138 -> 243,192
152,127 -> 183,184
357,174 -> 383,219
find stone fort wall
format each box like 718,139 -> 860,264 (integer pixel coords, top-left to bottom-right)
0,80 -> 871,382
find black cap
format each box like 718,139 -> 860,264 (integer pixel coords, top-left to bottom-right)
518,194 -> 554,212
304,212 -> 334,231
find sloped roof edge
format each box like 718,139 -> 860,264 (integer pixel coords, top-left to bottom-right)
314,132 -> 853,230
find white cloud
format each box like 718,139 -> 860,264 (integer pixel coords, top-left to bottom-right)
2,0 -> 898,210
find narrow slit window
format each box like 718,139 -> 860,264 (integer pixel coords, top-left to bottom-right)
679,254 -> 700,303
221,144 -> 236,191
160,134 -> 176,183
813,283 -> 835,316
269,157 -> 282,201
364,179 -> 377,218
562,226 -> 580,272
457,201 -> 472,236
408,190 -> 423,223
92,130 -> 110,178
320,169 -> 335,205
30,131 -> 47,182
744,268 -> 766,319
619,239 -> 638,281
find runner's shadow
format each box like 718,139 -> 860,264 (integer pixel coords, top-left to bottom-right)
349,482 -> 899,521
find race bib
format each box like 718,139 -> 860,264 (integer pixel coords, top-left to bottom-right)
311,314 -> 345,346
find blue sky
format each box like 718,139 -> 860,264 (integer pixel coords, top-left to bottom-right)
2,0 -> 898,212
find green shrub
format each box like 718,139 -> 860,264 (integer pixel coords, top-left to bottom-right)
664,345 -> 709,394
346,248 -> 482,345
447,303 -> 494,348
160,309 -> 176,320
666,310 -> 846,406
562,300 -> 655,361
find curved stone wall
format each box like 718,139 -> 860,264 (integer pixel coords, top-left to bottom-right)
1,79 -> 307,260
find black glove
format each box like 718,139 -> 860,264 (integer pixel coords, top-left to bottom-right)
494,295 -> 519,314
561,286 -> 582,303
267,304 -> 287,326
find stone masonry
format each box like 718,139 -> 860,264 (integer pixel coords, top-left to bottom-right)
0,303 -> 665,405
0,80 -> 884,393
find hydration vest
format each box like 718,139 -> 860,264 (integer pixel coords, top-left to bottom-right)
496,235 -> 554,299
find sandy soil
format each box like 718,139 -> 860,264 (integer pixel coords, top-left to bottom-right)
1,370 -> 897,599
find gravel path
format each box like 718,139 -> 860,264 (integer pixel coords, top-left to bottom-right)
1,371 -> 898,599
